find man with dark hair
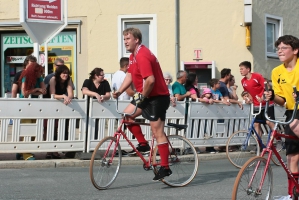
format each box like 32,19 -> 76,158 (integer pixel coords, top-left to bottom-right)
239,61 -> 275,141
112,57 -> 134,100
219,68 -> 232,103
11,55 -> 37,98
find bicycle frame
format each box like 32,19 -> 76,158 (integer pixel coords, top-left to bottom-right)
247,91 -> 299,196
242,103 -> 272,151
104,116 -> 177,170
248,128 -> 299,195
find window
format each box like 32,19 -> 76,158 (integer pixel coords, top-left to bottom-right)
265,14 -> 283,58
118,14 -> 157,58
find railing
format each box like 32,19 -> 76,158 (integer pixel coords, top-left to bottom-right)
0,96 -> 286,154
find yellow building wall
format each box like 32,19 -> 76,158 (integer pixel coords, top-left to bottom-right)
1,0 -> 299,98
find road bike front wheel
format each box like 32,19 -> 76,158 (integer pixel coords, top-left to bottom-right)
226,130 -> 259,168
89,136 -> 122,190
152,135 -> 199,187
232,156 -> 273,200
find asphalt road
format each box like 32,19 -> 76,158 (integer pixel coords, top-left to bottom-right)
0,158 -> 288,200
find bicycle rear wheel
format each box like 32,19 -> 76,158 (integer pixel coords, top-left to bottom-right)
152,135 -> 199,187
232,156 -> 273,200
226,130 -> 259,168
89,136 -> 122,190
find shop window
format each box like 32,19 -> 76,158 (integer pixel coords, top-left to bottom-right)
265,14 -> 283,58
118,14 -> 157,58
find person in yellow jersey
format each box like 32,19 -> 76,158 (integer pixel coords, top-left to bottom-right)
265,35 -> 299,200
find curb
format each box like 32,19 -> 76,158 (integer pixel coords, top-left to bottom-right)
0,152 -> 229,169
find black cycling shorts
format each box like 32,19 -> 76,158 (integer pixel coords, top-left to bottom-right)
284,110 -> 299,155
131,95 -> 170,121
254,106 -> 275,123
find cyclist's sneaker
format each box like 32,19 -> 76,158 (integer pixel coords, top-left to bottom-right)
206,147 -> 216,154
273,195 -> 292,200
115,150 -> 128,157
153,166 -> 172,181
128,143 -> 150,155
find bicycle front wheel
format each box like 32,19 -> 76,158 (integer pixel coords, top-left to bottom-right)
89,136 -> 122,190
226,130 -> 259,168
153,135 -> 199,187
232,156 -> 273,200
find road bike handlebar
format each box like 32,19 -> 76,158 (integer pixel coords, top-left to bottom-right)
113,88 -> 138,116
251,103 -> 262,116
264,82 -> 299,125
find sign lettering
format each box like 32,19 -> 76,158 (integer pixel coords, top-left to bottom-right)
3,35 -> 73,45
27,0 -> 62,21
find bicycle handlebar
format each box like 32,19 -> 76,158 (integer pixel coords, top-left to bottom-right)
251,103 -> 262,116
114,88 -> 138,116
264,82 -> 299,125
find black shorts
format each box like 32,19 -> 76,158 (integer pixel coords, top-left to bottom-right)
254,106 -> 275,123
131,95 -> 170,121
284,110 -> 299,155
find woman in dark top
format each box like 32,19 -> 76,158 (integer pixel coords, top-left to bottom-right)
44,65 -> 73,159
82,68 -> 111,101
82,68 -> 111,140
47,65 -> 73,104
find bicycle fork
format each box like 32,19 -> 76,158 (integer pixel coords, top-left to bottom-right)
248,150 -> 272,196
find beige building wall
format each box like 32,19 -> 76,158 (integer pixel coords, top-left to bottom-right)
1,0 -> 299,97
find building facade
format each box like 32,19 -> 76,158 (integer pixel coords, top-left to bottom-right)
0,0 -> 298,97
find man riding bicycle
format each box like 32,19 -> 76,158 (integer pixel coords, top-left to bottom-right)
113,27 -> 171,181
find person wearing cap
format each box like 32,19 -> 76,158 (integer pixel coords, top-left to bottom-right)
184,73 -> 213,104
201,88 -> 213,103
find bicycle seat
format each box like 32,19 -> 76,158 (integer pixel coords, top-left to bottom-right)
167,123 -> 188,130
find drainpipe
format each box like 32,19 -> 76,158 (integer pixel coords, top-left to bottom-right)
175,0 -> 180,72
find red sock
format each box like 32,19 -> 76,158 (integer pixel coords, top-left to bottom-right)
289,172 -> 299,199
158,143 -> 169,168
127,124 -> 147,145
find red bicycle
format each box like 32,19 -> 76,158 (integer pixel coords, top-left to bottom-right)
232,86 -> 299,200
89,98 -> 199,190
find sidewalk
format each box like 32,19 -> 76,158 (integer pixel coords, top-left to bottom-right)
0,148 -> 229,169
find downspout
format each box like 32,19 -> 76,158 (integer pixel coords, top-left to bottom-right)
175,0 -> 180,72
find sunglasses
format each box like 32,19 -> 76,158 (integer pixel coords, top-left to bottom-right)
164,79 -> 171,81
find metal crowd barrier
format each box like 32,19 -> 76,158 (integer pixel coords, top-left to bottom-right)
0,95 -> 286,154
0,96 -> 87,153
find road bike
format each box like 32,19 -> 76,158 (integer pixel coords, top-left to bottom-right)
226,103 -> 284,168
89,98 -> 199,190
232,86 -> 299,200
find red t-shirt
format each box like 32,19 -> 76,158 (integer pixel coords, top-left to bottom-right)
241,73 -> 273,107
128,45 -> 169,97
